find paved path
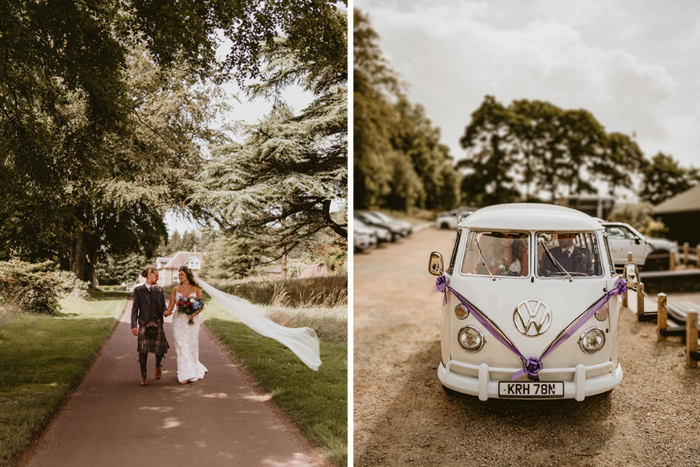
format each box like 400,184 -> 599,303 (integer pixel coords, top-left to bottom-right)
24,298 -> 316,467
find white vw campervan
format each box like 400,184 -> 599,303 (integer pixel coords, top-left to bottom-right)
429,204 -> 626,401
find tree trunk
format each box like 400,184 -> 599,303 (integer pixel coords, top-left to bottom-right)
70,228 -> 88,280
281,253 -> 287,280
70,226 -> 98,288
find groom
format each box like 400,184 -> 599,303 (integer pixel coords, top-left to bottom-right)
131,267 -> 169,386
540,233 -> 594,277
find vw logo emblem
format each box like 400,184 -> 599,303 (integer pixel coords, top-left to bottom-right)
513,299 -> 552,337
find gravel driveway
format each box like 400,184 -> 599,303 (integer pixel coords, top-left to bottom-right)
354,228 -> 700,466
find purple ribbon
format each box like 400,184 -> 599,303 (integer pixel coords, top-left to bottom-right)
523,358 -> 543,380
437,276 -> 530,375
436,275 -> 449,305
437,275 -> 627,381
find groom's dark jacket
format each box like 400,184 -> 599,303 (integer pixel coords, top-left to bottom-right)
131,284 -> 167,329
540,246 -> 594,277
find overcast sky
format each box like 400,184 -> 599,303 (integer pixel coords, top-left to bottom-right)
355,0 -> 700,175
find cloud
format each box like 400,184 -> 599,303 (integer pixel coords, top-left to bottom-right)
359,0 -> 680,162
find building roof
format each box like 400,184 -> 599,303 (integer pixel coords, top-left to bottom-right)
156,251 -> 204,270
460,203 -> 602,231
654,184 -> 700,215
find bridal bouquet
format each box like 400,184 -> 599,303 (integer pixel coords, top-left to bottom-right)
177,297 -> 205,325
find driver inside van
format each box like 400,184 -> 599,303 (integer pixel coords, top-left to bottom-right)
540,233 -> 594,277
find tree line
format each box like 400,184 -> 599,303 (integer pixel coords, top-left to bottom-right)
353,9 -> 460,212
1,1 -> 347,286
353,9 -> 698,213
459,95 -> 699,207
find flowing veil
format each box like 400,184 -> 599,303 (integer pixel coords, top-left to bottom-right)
196,277 -> 321,371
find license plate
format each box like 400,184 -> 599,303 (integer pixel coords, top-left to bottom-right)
498,381 -> 564,398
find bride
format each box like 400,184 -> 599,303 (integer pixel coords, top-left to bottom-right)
482,234 -> 529,276
165,265 -> 208,384
164,266 -> 321,379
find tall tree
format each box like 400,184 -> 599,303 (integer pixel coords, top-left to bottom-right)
640,152 -> 700,205
201,234 -> 260,280
1,0 -> 347,282
458,96 -> 521,205
190,6 -> 348,258
508,99 -> 606,202
0,45 -> 228,285
392,98 -> 460,210
354,9 -> 459,212
460,96 -> 636,205
353,9 -> 402,209
591,132 -> 645,195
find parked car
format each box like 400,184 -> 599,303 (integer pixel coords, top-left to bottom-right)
644,237 -> 679,270
436,207 -> 477,230
600,222 -> 653,267
355,218 -> 392,243
429,203 -> 624,401
369,211 -> 413,236
354,221 -> 378,252
355,211 -> 411,241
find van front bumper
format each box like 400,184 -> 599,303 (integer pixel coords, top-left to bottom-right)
438,360 -> 623,401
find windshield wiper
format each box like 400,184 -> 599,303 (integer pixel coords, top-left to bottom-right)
475,237 -> 496,281
539,238 -> 572,281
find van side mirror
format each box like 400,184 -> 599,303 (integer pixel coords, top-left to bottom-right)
634,237 -> 641,245
623,262 -> 639,285
429,252 -> 444,276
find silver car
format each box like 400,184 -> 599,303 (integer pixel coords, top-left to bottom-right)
354,222 -> 378,252
436,208 -> 477,230
355,218 -> 392,243
600,222 -> 653,267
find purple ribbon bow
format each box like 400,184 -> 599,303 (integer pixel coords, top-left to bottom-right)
437,275 -> 627,382
436,275 -> 449,305
524,358 -> 543,380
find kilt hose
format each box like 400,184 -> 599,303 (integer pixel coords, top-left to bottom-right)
137,319 -> 170,354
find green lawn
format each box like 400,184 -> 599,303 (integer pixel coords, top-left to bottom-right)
0,291 -> 127,467
203,299 -> 348,466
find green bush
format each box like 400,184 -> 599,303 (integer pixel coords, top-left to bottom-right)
210,275 -> 348,308
0,260 -> 89,314
52,269 -> 89,299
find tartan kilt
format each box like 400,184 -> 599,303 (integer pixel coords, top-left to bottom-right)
137,319 -> 169,354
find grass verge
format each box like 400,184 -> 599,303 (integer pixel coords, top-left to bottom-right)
0,291 -> 128,467
203,299 -> 347,466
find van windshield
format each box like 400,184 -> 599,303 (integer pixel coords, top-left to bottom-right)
461,231 -> 530,277
536,232 -> 603,278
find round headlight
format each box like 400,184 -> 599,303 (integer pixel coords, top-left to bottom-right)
595,305 -> 608,321
458,326 -> 485,352
454,304 -> 469,320
579,327 -> 606,354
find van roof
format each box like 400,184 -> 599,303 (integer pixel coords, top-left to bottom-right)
460,203 -> 603,231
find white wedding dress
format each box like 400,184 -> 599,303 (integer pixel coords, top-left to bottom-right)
197,277 -> 321,371
172,292 -> 208,383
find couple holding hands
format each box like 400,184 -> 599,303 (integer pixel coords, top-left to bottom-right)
130,265 -> 208,386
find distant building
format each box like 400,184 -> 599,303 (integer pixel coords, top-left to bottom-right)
151,251 -> 205,287
558,194 -> 615,219
653,184 -> 700,246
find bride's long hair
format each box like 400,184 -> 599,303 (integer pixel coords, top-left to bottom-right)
179,265 -> 199,288
491,236 -> 526,262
